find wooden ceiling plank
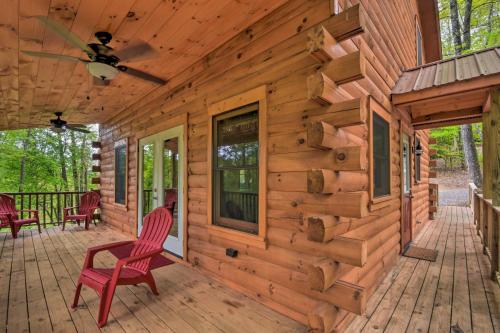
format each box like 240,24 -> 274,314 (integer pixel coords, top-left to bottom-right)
65,0 -> 176,117
44,0 -> 110,109
82,0 -> 285,119
18,0 -> 52,128
0,0 -> 19,128
59,0 -> 136,117
30,0 -> 82,123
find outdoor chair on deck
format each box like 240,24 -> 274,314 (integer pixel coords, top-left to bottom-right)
164,188 -> 177,213
72,206 -> 174,327
0,194 -> 41,238
62,191 -> 100,230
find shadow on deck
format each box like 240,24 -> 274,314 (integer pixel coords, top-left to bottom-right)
346,206 -> 500,333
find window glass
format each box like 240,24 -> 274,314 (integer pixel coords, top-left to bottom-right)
373,113 -> 391,197
213,103 -> 259,234
114,143 -> 127,205
416,23 -> 423,66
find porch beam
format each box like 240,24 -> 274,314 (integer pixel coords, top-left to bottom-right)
411,107 -> 482,125
413,116 -> 481,130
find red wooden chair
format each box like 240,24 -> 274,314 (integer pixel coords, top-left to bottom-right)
63,191 -> 100,231
72,206 -> 174,327
164,188 -> 177,213
0,194 -> 41,238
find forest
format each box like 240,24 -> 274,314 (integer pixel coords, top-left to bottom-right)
0,127 -> 98,193
431,0 -> 498,180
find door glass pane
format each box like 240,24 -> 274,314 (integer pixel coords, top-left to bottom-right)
162,138 -> 179,237
142,144 -> 155,218
403,141 -> 411,193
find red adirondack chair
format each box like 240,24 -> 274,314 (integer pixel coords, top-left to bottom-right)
72,206 -> 174,327
164,188 -> 177,213
63,191 -> 100,231
0,194 -> 41,238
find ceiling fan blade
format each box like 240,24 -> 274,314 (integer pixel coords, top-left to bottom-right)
22,50 -> 88,62
93,76 -> 110,86
113,40 -> 158,62
66,125 -> 90,133
117,65 -> 167,85
35,16 -> 95,57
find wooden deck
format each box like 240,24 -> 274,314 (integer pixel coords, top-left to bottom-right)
347,205 -> 500,333
0,225 -> 305,333
0,206 -> 498,333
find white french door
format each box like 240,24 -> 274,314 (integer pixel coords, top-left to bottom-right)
138,125 -> 184,257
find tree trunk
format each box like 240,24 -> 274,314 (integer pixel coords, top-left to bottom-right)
57,133 -> 69,191
462,0 -> 472,50
80,133 -> 88,191
69,131 -> 79,191
449,0 -> 463,55
19,129 -> 32,192
461,124 -> 482,186
448,0 -> 482,186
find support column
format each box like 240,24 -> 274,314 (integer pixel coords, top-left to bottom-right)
488,86 -> 500,280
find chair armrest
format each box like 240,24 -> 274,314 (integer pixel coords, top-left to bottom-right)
17,209 -> 38,218
82,241 -> 134,269
63,206 -> 78,217
117,248 -> 163,266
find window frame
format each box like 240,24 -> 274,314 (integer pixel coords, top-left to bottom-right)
207,86 -> 267,249
369,98 -> 393,207
114,138 -> 128,208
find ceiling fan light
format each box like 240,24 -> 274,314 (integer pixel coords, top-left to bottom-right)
86,62 -> 119,80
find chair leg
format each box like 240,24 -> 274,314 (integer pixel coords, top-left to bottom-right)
98,283 -> 116,328
9,225 -> 16,239
72,282 -> 83,309
144,271 -> 159,295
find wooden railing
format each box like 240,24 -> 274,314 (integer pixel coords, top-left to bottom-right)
221,191 -> 258,223
0,191 -> 99,228
470,183 -> 500,283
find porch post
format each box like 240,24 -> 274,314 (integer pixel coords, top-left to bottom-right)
488,86 -> 500,280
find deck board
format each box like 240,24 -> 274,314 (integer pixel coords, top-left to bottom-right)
0,224 -> 305,333
347,205 -> 500,333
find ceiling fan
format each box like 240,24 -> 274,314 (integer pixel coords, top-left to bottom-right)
50,112 -> 90,134
22,16 -> 167,86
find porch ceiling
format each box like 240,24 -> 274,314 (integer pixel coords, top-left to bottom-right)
392,47 -> 500,129
0,0 -> 288,131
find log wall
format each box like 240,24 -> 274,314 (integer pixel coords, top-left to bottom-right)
98,1 -> 431,331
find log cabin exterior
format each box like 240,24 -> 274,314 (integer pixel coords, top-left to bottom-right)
97,1 -> 439,330
1,0 -> 499,332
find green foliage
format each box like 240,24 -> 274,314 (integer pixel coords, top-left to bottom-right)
0,127 -> 98,193
438,0 -> 499,58
430,0 -> 495,168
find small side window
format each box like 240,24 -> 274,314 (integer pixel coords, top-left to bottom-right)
114,138 -> 128,206
416,19 -> 423,66
369,98 -> 392,204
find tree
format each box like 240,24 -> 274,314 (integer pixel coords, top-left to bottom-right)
443,0 -> 484,186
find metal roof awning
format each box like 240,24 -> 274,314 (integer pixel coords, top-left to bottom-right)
392,47 -> 500,129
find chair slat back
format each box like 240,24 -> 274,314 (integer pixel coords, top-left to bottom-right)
0,195 -> 18,224
129,207 -> 173,273
79,191 -> 100,215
